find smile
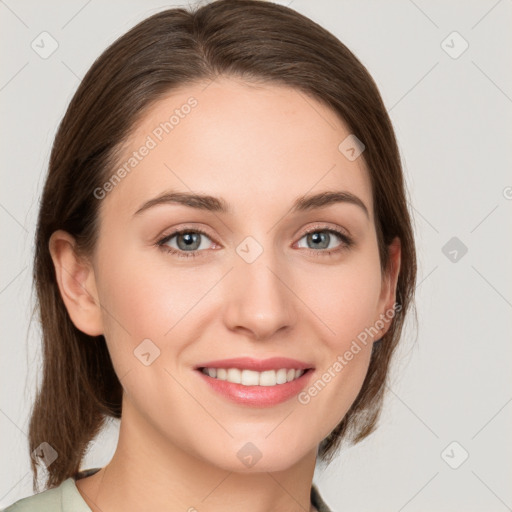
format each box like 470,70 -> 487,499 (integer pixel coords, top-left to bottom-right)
199,367 -> 306,387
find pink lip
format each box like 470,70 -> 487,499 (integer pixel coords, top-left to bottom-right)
196,367 -> 314,407
194,356 -> 314,372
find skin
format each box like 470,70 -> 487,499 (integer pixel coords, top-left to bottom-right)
50,77 -> 400,512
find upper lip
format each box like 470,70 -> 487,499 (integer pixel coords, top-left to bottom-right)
195,357 -> 314,372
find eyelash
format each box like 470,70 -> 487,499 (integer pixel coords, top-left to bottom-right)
155,225 -> 353,259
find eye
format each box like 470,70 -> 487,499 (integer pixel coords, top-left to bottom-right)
296,226 -> 353,256
156,225 -> 353,260
156,228 -> 215,259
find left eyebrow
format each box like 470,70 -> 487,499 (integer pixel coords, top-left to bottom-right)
133,189 -> 369,218
291,190 -> 369,218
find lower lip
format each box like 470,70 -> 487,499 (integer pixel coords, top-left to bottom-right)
196,369 -> 314,407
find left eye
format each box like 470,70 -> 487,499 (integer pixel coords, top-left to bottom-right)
296,229 -> 347,251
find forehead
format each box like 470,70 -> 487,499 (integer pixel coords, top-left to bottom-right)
100,77 -> 373,223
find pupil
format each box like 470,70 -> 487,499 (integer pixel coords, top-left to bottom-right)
309,232 -> 328,249
179,232 -> 199,250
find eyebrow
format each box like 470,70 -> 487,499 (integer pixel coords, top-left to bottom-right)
133,190 -> 369,218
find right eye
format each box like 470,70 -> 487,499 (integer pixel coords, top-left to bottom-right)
156,229 -> 217,259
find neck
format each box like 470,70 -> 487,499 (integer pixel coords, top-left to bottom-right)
76,396 -> 318,512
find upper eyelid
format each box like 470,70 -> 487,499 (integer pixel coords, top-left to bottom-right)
157,227 -> 215,246
301,224 -> 350,237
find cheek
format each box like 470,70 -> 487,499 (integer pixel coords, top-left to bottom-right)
293,253 -> 382,427
96,244 -> 199,332
301,256 -> 383,348
306,345 -> 373,443
94,247 -> 217,373
299,271 -> 379,439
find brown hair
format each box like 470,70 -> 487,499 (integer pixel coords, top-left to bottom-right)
30,0 -> 416,491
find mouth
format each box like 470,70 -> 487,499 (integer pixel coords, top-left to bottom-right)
197,367 -> 313,387
194,357 -> 315,407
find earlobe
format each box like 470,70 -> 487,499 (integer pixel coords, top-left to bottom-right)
48,230 -> 104,336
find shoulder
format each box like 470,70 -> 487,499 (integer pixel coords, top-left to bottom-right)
1,477 -> 91,512
1,483 -> 63,512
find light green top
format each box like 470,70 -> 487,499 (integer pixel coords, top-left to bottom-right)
1,476 -> 91,512
2,468 -> 333,512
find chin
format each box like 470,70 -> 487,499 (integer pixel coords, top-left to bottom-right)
202,439 -> 312,474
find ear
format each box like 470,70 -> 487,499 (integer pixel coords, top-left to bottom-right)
48,230 -> 104,336
375,236 -> 401,339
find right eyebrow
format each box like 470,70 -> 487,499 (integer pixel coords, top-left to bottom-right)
133,191 -> 230,217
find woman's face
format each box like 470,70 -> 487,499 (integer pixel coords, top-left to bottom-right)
83,77 -> 400,472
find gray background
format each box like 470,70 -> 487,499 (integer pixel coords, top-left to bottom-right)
1,0 -> 511,510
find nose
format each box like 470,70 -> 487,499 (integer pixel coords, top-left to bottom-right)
222,249 -> 298,341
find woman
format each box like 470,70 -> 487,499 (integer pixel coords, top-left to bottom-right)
3,0 -> 416,510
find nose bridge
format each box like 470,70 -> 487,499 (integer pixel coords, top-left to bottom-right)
224,235 -> 297,339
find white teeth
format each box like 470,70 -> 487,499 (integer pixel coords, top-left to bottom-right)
227,368 -> 241,384
241,369 -> 259,386
276,368 -> 288,384
201,367 -> 306,386
259,370 -> 276,386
